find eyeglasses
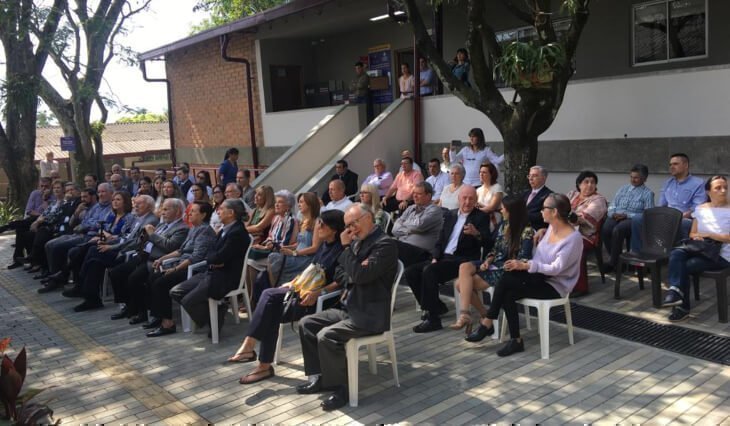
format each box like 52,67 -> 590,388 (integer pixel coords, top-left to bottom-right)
345,213 -> 368,229
213,191 -> 223,195
527,174 -> 542,179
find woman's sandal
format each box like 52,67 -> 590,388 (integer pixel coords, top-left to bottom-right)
239,366 -> 275,385
449,311 -> 473,335
227,350 -> 257,363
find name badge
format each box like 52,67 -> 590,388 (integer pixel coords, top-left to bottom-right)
144,242 -> 154,253
64,216 -> 70,223
59,225 -> 65,232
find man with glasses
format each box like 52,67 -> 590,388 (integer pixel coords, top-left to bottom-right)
363,158 -> 393,197
3,178 -> 54,269
522,165 -> 553,230
295,203 -> 397,411
382,157 -> 424,213
111,164 -> 133,193
109,174 -> 125,193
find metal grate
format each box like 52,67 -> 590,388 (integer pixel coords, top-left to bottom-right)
549,303 -> 730,366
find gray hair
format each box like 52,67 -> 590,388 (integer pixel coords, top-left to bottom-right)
450,163 -> 465,176
349,202 -> 374,221
223,198 -> 246,221
630,164 -> 649,180
164,198 -> 185,217
225,182 -> 242,197
65,182 -> 81,191
373,158 -> 386,167
530,165 -> 548,177
274,189 -> 295,210
97,182 -> 112,193
136,194 -> 155,211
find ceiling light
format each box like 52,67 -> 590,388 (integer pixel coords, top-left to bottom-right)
370,11 -> 404,22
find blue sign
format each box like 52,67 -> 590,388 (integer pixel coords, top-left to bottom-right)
368,45 -> 393,104
60,136 -> 75,152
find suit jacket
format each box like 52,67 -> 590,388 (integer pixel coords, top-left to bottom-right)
522,186 -> 553,230
434,208 -> 491,261
322,169 -> 359,204
206,221 -> 251,299
146,219 -> 189,260
334,227 -> 398,333
109,212 -> 160,253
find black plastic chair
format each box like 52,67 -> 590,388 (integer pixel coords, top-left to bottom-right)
614,207 -> 682,308
585,218 -> 607,284
691,267 -> 730,323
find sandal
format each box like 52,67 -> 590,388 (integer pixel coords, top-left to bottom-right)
239,366 -> 275,385
449,311 -> 473,335
227,350 -> 257,363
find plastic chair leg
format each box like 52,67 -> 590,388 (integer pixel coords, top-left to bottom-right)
650,266 -> 662,308
230,296 -> 240,325
274,323 -> 284,365
537,305 -> 550,360
717,277 -> 729,323
346,341 -> 359,407
614,259 -> 623,299
386,333 -> 400,387
181,308 -> 193,333
564,301 -> 574,345
453,281 -> 461,321
243,289 -> 253,319
524,303 -> 532,331
209,299 -> 219,344
367,344 -> 377,375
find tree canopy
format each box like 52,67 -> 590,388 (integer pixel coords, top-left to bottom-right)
191,0 -> 287,33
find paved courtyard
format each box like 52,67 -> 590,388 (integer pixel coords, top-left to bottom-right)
1,234 -> 729,424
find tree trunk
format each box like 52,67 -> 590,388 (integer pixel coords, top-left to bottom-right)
501,127 -> 537,195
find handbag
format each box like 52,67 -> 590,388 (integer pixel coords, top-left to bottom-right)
281,263 -> 327,322
677,238 -> 722,262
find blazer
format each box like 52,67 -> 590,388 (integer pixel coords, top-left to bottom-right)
146,219 -> 189,260
109,212 -> 160,253
522,186 -> 553,230
334,227 -> 398,334
434,208 -> 491,261
206,220 -> 251,300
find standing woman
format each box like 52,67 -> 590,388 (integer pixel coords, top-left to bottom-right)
566,171 -> 608,295
358,184 -> 387,231
218,147 -> 239,186
476,162 -> 504,232
451,48 -> 471,86
399,63 -> 415,99
438,163 -> 465,210
663,175 -> 730,322
471,193 -> 583,357
449,128 -> 504,186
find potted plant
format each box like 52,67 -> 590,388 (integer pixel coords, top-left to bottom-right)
0,338 -> 59,425
494,41 -> 566,89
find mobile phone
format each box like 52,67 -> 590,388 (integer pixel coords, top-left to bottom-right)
450,140 -> 462,150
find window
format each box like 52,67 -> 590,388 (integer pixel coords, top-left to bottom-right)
633,0 -> 707,65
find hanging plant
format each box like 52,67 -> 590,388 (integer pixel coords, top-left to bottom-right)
494,41 -> 567,89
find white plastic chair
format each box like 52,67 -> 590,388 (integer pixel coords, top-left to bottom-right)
273,288 -> 343,365
345,260 -> 404,407
499,296 -> 574,360
453,283 -> 500,340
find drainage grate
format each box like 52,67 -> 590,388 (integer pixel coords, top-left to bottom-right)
548,303 -> 730,366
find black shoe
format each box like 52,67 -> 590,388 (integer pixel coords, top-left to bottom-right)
412,317 -> 442,333
73,299 -> 104,312
668,307 -> 690,322
497,338 -> 525,357
142,318 -> 162,329
110,308 -> 130,320
46,271 -> 65,280
40,277 -> 51,284
37,283 -> 62,294
662,289 -> 683,308
465,324 -> 495,343
146,324 -> 176,337
129,314 -> 148,325
321,388 -> 348,411
7,262 -> 23,270
296,376 -> 324,394
61,287 -> 82,298
18,257 -> 32,265
33,271 -> 49,280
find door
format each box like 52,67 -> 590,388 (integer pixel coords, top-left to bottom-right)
270,65 -> 303,112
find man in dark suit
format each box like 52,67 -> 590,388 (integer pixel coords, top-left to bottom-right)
321,160 -> 359,205
165,199 -> 250,336
406,186 -> 491,333
295,203 -> 398,411
523,165 -> 553,230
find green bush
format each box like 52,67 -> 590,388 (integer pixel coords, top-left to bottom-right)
0,201 -> 21,226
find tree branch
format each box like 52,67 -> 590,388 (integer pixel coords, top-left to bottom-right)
34,0 -> 68,74
563,0 -> 590,60
95,93 -> 108,124
498,0 -> 534,25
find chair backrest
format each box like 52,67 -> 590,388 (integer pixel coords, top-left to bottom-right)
235,243 -> 254,292
640,207 -> 683,256
383,212 -> 394,235
388,260 -> 405,329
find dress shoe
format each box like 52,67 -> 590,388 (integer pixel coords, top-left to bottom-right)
129,314 -> 148,325
146,324 -> 176,337
46,271 -> 65,280
465,324 -> 495,343
296,376 -> 324,394
40,277 -> 51,284
73,299 -> 104,312
110,309 -> 130,320
7,262 -> 23,270
17,256 -> 32,264
496,338 -> 525,357
412,317 -> 442,333
33,271 -> 49,280
62,287 -> 82,298
142,318 -> 162,329
321,388 -> 348,411
27,265 -> 41,273
37,283 -> 62,294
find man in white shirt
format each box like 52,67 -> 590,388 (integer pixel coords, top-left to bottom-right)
40,152 -> 59,178
425,159 -> 449,202
322,180 -> 353,212
362,158 -> 394,197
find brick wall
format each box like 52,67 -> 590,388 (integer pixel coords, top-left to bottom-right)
166,34 -> 265,166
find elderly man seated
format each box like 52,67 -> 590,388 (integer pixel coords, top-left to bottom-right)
391,181 -> 443,267
295,203 -> 398,411
382,156 -> 423,213
362,158 -> 394,197
405,186 -> 491,333
322,160 -> 359,205
522,165 -> 553,231
602,164 -> 654,271
322,180 -> 353,213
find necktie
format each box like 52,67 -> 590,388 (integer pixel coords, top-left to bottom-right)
527,190 -> 538,205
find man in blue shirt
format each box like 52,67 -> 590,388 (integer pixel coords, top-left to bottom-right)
630,153 -> 705,252
602,164 -> 654,270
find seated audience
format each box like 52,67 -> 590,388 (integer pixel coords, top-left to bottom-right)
631,153 -> 705,252
470,193 -> 583,357
184,183 -> 210,226
294,203 -> 397,411
662,175 -> 730,322
523,165 -> 552,230
227,210 -> 346,384
129,166 -> 142,195
3,178 -> 53,269
245,185 -> 275,242
83,174 -> 99,190
399,150 -> 422,174
138,176 -> 154,197
391,182 -> 443,266
439,163 -> 465,210
382,157 -> 423,213
21,180 -> 66,272
602,164 -> 654,271
109,173 -> 127,194
155,180 -> 184,216
248,190 -> 298,264
144,202 -> 217,336
209,184 -> 226,232
175,166 -> 193,196
452,195 -> 534,339
322,160 -> 358,205
476,162 -> 503,232
322,180 -> 353,213
236,169 -> 255,207
363,158 -> 394,198
358,184 -> 387,231
170,199 -> 250,335
406,186 -> 491,333
188,170 -> 213,203
426,158 -> 450,203
565,171 -> 607,295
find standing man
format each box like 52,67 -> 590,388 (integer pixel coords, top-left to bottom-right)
418,58 -> 436,96
425,158 -> 450,203
129,166 -> 142,195
322,160 -> 359,205
522,166 -> 553,230
602,164 -> 654,271
630,153 -> 704,252
349,61 -> 372,122
39,152 -> 59,178
295,203 -> 397,411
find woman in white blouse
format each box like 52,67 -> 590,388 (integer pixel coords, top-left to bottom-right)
438,163 -> 465,210
398,63 -> 415,99
449,128 -> 503,186
476,162 -> 503,232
